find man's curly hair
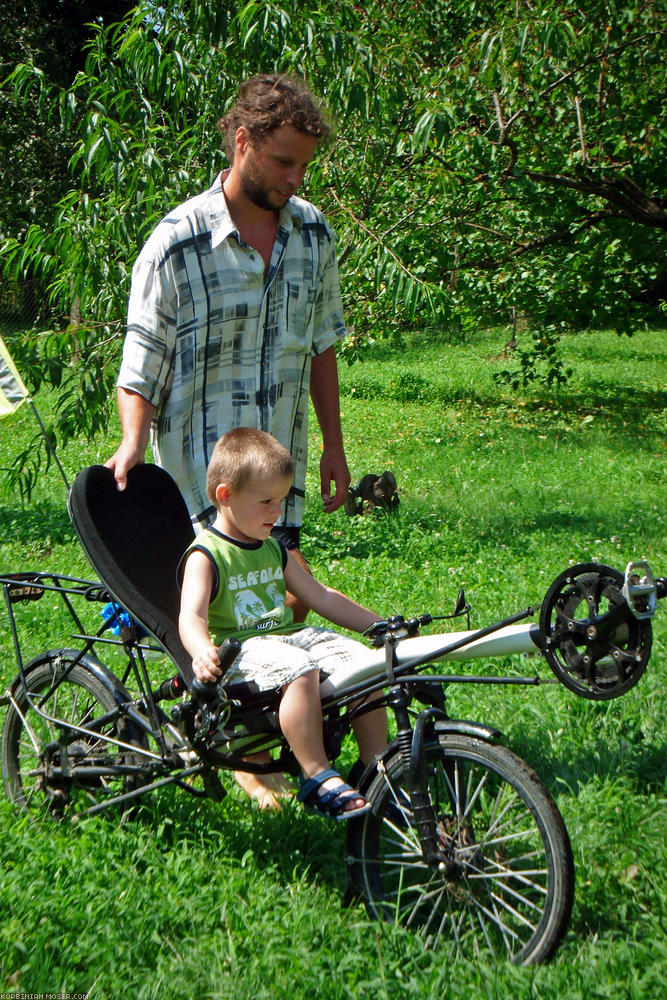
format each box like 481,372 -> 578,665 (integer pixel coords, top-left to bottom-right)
217,74 -> 331,161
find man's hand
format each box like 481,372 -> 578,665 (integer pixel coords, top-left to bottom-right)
104,387 -> 156,490
105,443 -> 145,492
320,443 -> 351,513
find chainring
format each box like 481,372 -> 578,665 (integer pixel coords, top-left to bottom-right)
539,562 -> 651,699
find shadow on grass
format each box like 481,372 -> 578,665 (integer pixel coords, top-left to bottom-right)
0,500 -> 73,548
340,377 -> 666,430
508,729 -> 667,797
120,779 -> 353,897
511,384 -> 667,420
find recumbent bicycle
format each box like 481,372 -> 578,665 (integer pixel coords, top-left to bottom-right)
1,464 -> 663,965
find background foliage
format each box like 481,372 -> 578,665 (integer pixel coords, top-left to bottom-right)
0,0 -> 665,486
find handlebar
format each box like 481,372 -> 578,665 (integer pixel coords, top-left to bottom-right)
187,637 -> 242,744
363,614 -> 434,648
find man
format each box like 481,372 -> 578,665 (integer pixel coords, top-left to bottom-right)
106,74 -> 351,807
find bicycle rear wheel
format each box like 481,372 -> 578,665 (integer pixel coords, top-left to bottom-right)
348,735 -> 574,964
2,650 -> 149,818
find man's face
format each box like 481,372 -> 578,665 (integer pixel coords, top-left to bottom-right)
237,125 -> 318,212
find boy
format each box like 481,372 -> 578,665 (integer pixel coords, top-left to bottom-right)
178,428 -> 387,820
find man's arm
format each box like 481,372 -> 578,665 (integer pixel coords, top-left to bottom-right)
104,387 -> 156,491
310,346 -> 350,513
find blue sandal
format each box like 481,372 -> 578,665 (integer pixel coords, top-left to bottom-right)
297,768 -> 371,821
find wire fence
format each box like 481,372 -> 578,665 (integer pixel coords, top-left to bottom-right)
0,277 -> 49,332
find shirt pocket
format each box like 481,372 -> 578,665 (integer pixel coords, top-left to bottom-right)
283,282 -> 318,350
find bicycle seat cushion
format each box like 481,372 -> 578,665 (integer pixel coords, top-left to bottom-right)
68,464 -> 195,681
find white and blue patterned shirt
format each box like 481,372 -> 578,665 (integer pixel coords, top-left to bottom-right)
118,172 -> 347,530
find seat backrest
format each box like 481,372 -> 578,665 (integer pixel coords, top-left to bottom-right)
68,464 -> 195,680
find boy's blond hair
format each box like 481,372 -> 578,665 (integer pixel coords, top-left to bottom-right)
206,428 -> 295,505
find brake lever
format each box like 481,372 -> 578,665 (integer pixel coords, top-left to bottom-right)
364,614 -> 434,647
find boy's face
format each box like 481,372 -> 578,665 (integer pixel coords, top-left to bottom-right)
217,472 -> 294,543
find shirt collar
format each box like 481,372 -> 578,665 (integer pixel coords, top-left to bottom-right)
208,171 -> 298,250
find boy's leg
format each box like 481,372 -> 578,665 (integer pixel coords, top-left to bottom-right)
278,670 -> 365,811
350,692 -> 388,766
231,632 -> 315,809
292,628 -> 389,767
232,629 -> 381,809
233,760 -> 293,810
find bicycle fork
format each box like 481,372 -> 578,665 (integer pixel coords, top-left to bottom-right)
388,683 -> 457,874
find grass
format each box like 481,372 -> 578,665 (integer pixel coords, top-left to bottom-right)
0,324 -> 665,998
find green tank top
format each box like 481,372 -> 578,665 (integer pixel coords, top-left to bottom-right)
185,528 -> 301,644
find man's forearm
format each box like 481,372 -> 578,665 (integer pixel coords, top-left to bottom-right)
105,388 -> 157,490
117,387 -> 156,455
310,346 -> 350,512
310,346 -> 344,447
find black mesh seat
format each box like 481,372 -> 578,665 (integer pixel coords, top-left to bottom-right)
68,464 -> 195,681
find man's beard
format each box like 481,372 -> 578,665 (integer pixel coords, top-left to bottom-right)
240,162 -> 288,213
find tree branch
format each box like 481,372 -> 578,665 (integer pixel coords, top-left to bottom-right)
522,169 -> 667,228
330,186 -> 424,283
493,92 -> 517,175
504,30 -> 663,130
455,212 -> 610,271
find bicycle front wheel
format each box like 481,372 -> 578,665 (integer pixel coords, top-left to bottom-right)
348,735 -> 574,964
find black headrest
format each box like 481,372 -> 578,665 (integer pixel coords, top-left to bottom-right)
68,464 -> 195,680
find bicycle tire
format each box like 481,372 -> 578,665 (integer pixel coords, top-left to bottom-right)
2,651 -> 149,818
348,734 -> 574,964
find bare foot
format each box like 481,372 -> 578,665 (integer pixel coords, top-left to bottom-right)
234,771 -> 293,811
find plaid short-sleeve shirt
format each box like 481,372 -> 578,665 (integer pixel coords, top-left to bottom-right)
118,172 -> 347,530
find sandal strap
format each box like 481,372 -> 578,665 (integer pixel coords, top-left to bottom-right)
297,768 -> 340,804
315,782 -> 357,816
298,768 -> 368,819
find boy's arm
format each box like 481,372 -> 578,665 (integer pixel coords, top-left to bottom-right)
283,551 -> 381,634
178,550 -> 221,683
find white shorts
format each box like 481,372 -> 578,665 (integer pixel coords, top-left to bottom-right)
222,626 -> 367,692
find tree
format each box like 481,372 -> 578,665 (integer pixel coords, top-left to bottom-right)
1,0 -> 664,492
0,0 -> 136,246
421,1 -> 666,337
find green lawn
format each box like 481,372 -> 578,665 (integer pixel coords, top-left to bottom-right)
0,324 -> 665,998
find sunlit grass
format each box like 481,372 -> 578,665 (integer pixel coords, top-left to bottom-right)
0,325 -> 665,998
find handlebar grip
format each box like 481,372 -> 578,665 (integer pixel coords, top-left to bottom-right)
190,677 -> 220,702
190,638 -> 242,701
217,636 -> 242,677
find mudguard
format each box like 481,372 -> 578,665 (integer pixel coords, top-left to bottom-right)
8,647 -> 135,709
352,717 -> 503,797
